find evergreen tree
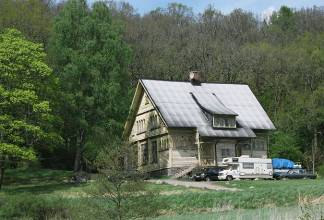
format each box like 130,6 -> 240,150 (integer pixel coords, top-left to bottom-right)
49,0 -> 131,172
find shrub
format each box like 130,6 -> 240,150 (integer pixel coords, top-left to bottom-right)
318,164 -> 324,178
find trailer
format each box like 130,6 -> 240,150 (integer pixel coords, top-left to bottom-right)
217,156 -> 273,180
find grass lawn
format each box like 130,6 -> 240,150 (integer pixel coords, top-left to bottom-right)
155,204 -> 324,220
1,168 -> 323,219
0,168 -> 90,197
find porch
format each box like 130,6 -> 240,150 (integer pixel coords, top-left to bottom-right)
196,138 -> 266,167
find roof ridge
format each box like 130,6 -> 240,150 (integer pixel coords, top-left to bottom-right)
140,78 -> 248,86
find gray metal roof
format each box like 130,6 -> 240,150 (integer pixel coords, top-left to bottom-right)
141,79 -> 275,138
198,126 -> 256,138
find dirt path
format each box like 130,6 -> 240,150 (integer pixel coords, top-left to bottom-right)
148,179 -> 239,191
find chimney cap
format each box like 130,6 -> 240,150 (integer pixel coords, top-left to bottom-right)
189,71 -> 201,85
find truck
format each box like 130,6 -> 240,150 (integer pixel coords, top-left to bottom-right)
217,156 -> 273,181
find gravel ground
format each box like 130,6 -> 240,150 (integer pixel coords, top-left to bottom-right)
148,179 -> 239,191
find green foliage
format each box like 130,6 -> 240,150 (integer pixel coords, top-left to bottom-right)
318,164 -> 324,178
271,6 -> 296,32
89,140 -> 166,219
0,194 -> 70,219
0,0 -> 322,173
270,131 -> 303,161
2,167 -> 324,219
49,0 -> 131,171
0,28 -> 60,188
0,143 -> 36,161
0,0 -> 56,45
0,29 -> 56,153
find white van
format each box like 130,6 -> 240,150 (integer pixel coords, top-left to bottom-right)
218,156 -> 273,180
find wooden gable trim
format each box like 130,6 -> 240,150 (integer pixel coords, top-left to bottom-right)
139,79 -> 168,129
122,82 -> 143,138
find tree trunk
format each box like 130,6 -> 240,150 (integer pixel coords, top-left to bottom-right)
73,129 -> 85,172
0,161 -> 5,190
74,146 -> 82,172
312,128 -> 318,174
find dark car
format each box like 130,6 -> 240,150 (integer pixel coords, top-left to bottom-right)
273,169 -> 317,180
193,167 -> 224,181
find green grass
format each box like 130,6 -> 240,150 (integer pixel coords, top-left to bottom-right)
1,169 -> 324,219
155,204 -> 324,220
0,168 -> 91,197
150,179 -> 324,215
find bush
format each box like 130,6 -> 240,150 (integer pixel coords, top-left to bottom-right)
0,194 -> 70,220
318,164 -> 324,178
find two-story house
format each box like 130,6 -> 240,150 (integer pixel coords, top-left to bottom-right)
123,72 -> 275,176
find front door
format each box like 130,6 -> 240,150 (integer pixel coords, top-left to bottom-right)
216,141 -> 236,165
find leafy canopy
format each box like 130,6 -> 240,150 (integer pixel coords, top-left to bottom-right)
0,29 -> 56,161
49,0 -> 131,170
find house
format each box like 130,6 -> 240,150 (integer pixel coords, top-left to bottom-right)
123,72 -> 276,176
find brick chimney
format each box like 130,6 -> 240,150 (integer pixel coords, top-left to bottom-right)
189,71 -> 201,85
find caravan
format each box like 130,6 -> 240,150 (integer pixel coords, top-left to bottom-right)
217,156 -> 273,180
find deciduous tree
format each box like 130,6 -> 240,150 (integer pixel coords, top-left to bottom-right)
0,29 -> 57,189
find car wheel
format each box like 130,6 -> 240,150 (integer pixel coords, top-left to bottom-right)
206,177 -> 211,182
226,175 -> 233,181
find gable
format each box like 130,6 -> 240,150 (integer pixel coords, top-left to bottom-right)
138,92 -> 154,114
122,82 -> 167,139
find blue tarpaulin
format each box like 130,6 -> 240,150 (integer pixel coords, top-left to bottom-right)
272,158 -> 295,169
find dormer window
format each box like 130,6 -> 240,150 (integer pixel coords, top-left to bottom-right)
213,115 -> 236,128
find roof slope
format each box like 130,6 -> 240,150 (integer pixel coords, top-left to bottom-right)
141,79 -> 275,138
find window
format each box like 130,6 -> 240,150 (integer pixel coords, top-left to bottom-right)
142,143 -> 148,165
136,119 -> 146,134
160,137 -> 169,151
267,163 -> 272,169
151,141 -> 158,164
213,116 -> 236,128
225,118 -> 229,127
254,138 -> 267,151
221,148 -> 231,157
149,115 -> 159,130
243,162 -> 254,169
242,144 -> 251,150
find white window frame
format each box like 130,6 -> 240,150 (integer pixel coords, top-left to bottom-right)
213,115 -> 236,128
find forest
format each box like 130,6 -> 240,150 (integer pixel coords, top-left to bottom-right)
0,0 -> 323,182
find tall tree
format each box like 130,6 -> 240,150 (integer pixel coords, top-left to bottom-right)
49,0 -> 131,172
0,29 -> 57,189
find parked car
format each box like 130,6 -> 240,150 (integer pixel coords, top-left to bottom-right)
193,167 -> 224,181
273,168 -> 317,180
